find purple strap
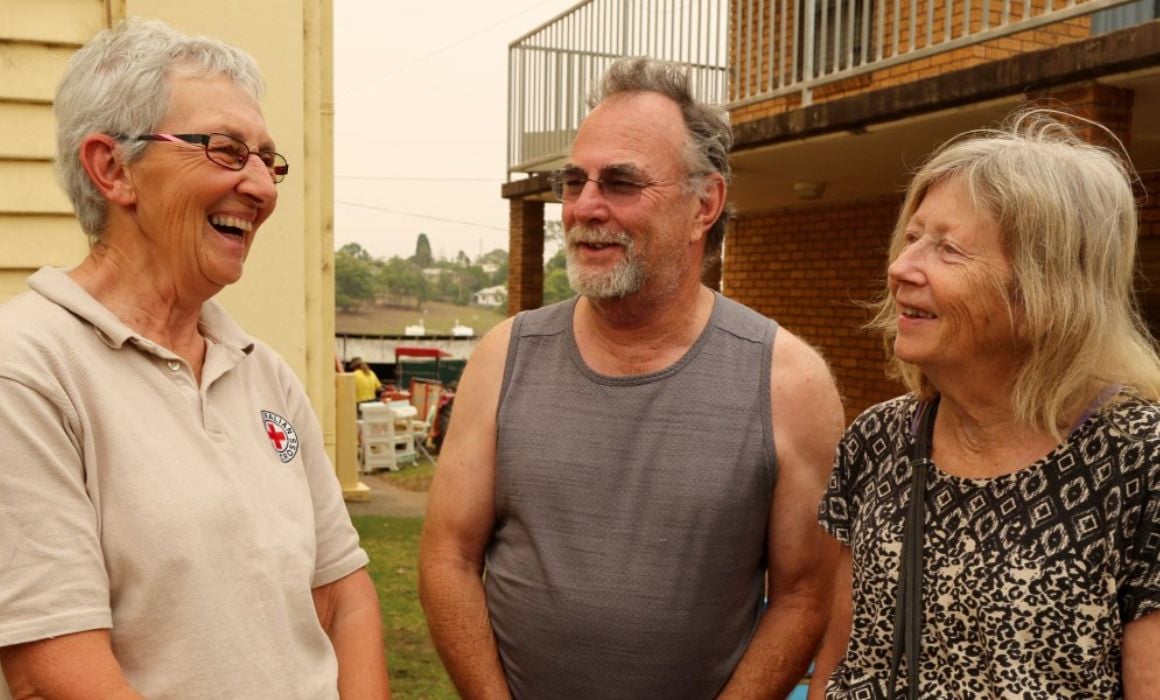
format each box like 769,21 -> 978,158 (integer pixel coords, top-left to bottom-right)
1069,384 -> 1122,436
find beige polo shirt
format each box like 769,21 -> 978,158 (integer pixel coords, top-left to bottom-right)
0,267 -> 368,699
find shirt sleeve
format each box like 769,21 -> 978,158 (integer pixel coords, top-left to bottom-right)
1122,433 -> 1160,623
818,425 -> 858,546
0,377 -> 112,647
280,364 -> 369,588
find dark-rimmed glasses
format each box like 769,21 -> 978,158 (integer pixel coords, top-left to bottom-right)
124,133 -> 289,184
548,167 -> 680,204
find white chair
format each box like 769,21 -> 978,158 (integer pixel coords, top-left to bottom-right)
410,403 -> 438,463
359,402 -> 416,472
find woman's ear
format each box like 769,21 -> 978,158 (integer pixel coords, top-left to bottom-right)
78,134 -> 136,206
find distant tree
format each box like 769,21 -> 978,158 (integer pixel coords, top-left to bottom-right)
543,269 -> 573,305
380,256 -> 429,310
543,220 -> 565,250
334,246 -> 377,311
478,248 -> 510,286
339,241 -> 372,260
542,248 -> 574,305
413,233 -> 434,268
545,247 -> 566,272
477,248 -> 508,266
455,250 -> 471,267
454,265 -> 488,306
490,258 -> 509,287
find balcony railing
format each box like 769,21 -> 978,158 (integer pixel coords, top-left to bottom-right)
508,0 -> 730,176
508,0 -> 1146,176
731,0 -> 1144,107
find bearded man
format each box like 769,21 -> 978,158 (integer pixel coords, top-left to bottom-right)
419,57 -> 844,699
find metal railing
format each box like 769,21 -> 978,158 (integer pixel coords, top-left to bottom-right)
507,0 -> 730,176
731,0 -> 1143,107
507,0 -> 1145,175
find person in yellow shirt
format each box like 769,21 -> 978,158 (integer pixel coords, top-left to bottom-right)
350,357 -> 382,404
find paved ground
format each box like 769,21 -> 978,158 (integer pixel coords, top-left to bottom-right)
345,472 -> 429,518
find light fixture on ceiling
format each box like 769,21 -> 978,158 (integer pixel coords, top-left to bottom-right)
793,181 -> 826,200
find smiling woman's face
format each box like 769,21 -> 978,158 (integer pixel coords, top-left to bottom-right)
887,177 -> 1022,379
123,71 -> 279,300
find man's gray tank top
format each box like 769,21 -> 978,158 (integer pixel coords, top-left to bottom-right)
486,293 -> 778,699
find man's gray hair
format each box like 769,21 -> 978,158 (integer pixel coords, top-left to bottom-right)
54,17 -> 265,239
588,57 -> 733,263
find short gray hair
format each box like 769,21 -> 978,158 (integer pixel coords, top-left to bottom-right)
54,17 -> 265,238
588,57 -> 734,263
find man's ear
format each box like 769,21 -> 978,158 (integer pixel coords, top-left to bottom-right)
691,172 -> 727,243
78,134 -> 136,207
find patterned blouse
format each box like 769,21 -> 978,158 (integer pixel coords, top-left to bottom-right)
818,393 -> 1160,698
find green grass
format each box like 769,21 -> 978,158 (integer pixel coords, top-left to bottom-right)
338,300 -> 506,337
383,457 -> 438,492
353,515 -> 457,699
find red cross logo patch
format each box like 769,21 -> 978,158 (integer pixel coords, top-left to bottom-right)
260,410 -> 299,463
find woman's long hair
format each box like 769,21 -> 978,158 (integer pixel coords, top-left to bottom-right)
870,108 -> 1160,435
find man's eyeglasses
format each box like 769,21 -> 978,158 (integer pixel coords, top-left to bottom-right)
549,167 -> 676,204
123,133 -> 289,184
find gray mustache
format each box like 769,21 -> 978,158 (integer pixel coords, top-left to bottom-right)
565,226 -> 633,248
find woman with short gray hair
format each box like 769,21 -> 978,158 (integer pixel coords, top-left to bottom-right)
0,18 -> 390,698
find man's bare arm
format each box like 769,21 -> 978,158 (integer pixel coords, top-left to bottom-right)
718,330 -> 845,698
418,319 -> 514,700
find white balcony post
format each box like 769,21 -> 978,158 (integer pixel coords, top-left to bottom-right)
802,0 -> 817,104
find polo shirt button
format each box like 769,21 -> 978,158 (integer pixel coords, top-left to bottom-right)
167,360 -> 181,372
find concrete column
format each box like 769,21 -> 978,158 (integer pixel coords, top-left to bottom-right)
508,198 -> 545,315
335,372 -> 371,502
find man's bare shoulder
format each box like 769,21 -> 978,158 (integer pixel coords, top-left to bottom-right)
769,327 -> 845,471
771,327 -> 840,394
459,316 -> 517,383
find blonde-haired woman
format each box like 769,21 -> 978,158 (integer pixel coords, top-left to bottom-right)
811,110 -> 1160,699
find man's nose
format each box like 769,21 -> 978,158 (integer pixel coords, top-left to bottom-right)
566,179 -> 610,225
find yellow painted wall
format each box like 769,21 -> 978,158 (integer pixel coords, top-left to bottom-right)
0,0 -> 338,457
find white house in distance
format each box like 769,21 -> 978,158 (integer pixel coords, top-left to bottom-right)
472,285 -> 506,309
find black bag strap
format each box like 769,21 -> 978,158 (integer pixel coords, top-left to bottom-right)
887,397 -> 939,700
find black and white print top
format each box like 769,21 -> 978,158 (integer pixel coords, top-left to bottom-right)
818,393 -> 1160,699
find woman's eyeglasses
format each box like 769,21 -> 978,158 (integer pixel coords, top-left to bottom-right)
122,132 -> 289,184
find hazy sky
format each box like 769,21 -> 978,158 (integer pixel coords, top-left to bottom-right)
333,1 -> 577,263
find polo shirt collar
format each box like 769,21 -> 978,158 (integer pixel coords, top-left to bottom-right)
27,267 -> 256,356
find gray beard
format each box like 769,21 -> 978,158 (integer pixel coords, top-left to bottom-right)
565,225 -> 646,299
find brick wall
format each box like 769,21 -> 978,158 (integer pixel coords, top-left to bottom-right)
725,196 -> 906,423
726,171 -> 1160,424
1029,82 -> 1134,148
1142,170 -> 1160,240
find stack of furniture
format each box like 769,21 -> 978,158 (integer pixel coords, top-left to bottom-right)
359,401 -> 417,472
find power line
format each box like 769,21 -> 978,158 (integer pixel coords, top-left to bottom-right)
337,200 -> 508,231
337,0 -> 562,98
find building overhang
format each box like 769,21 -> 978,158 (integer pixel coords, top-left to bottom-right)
728,21 -> 1160,213
500,171 -> 553,201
